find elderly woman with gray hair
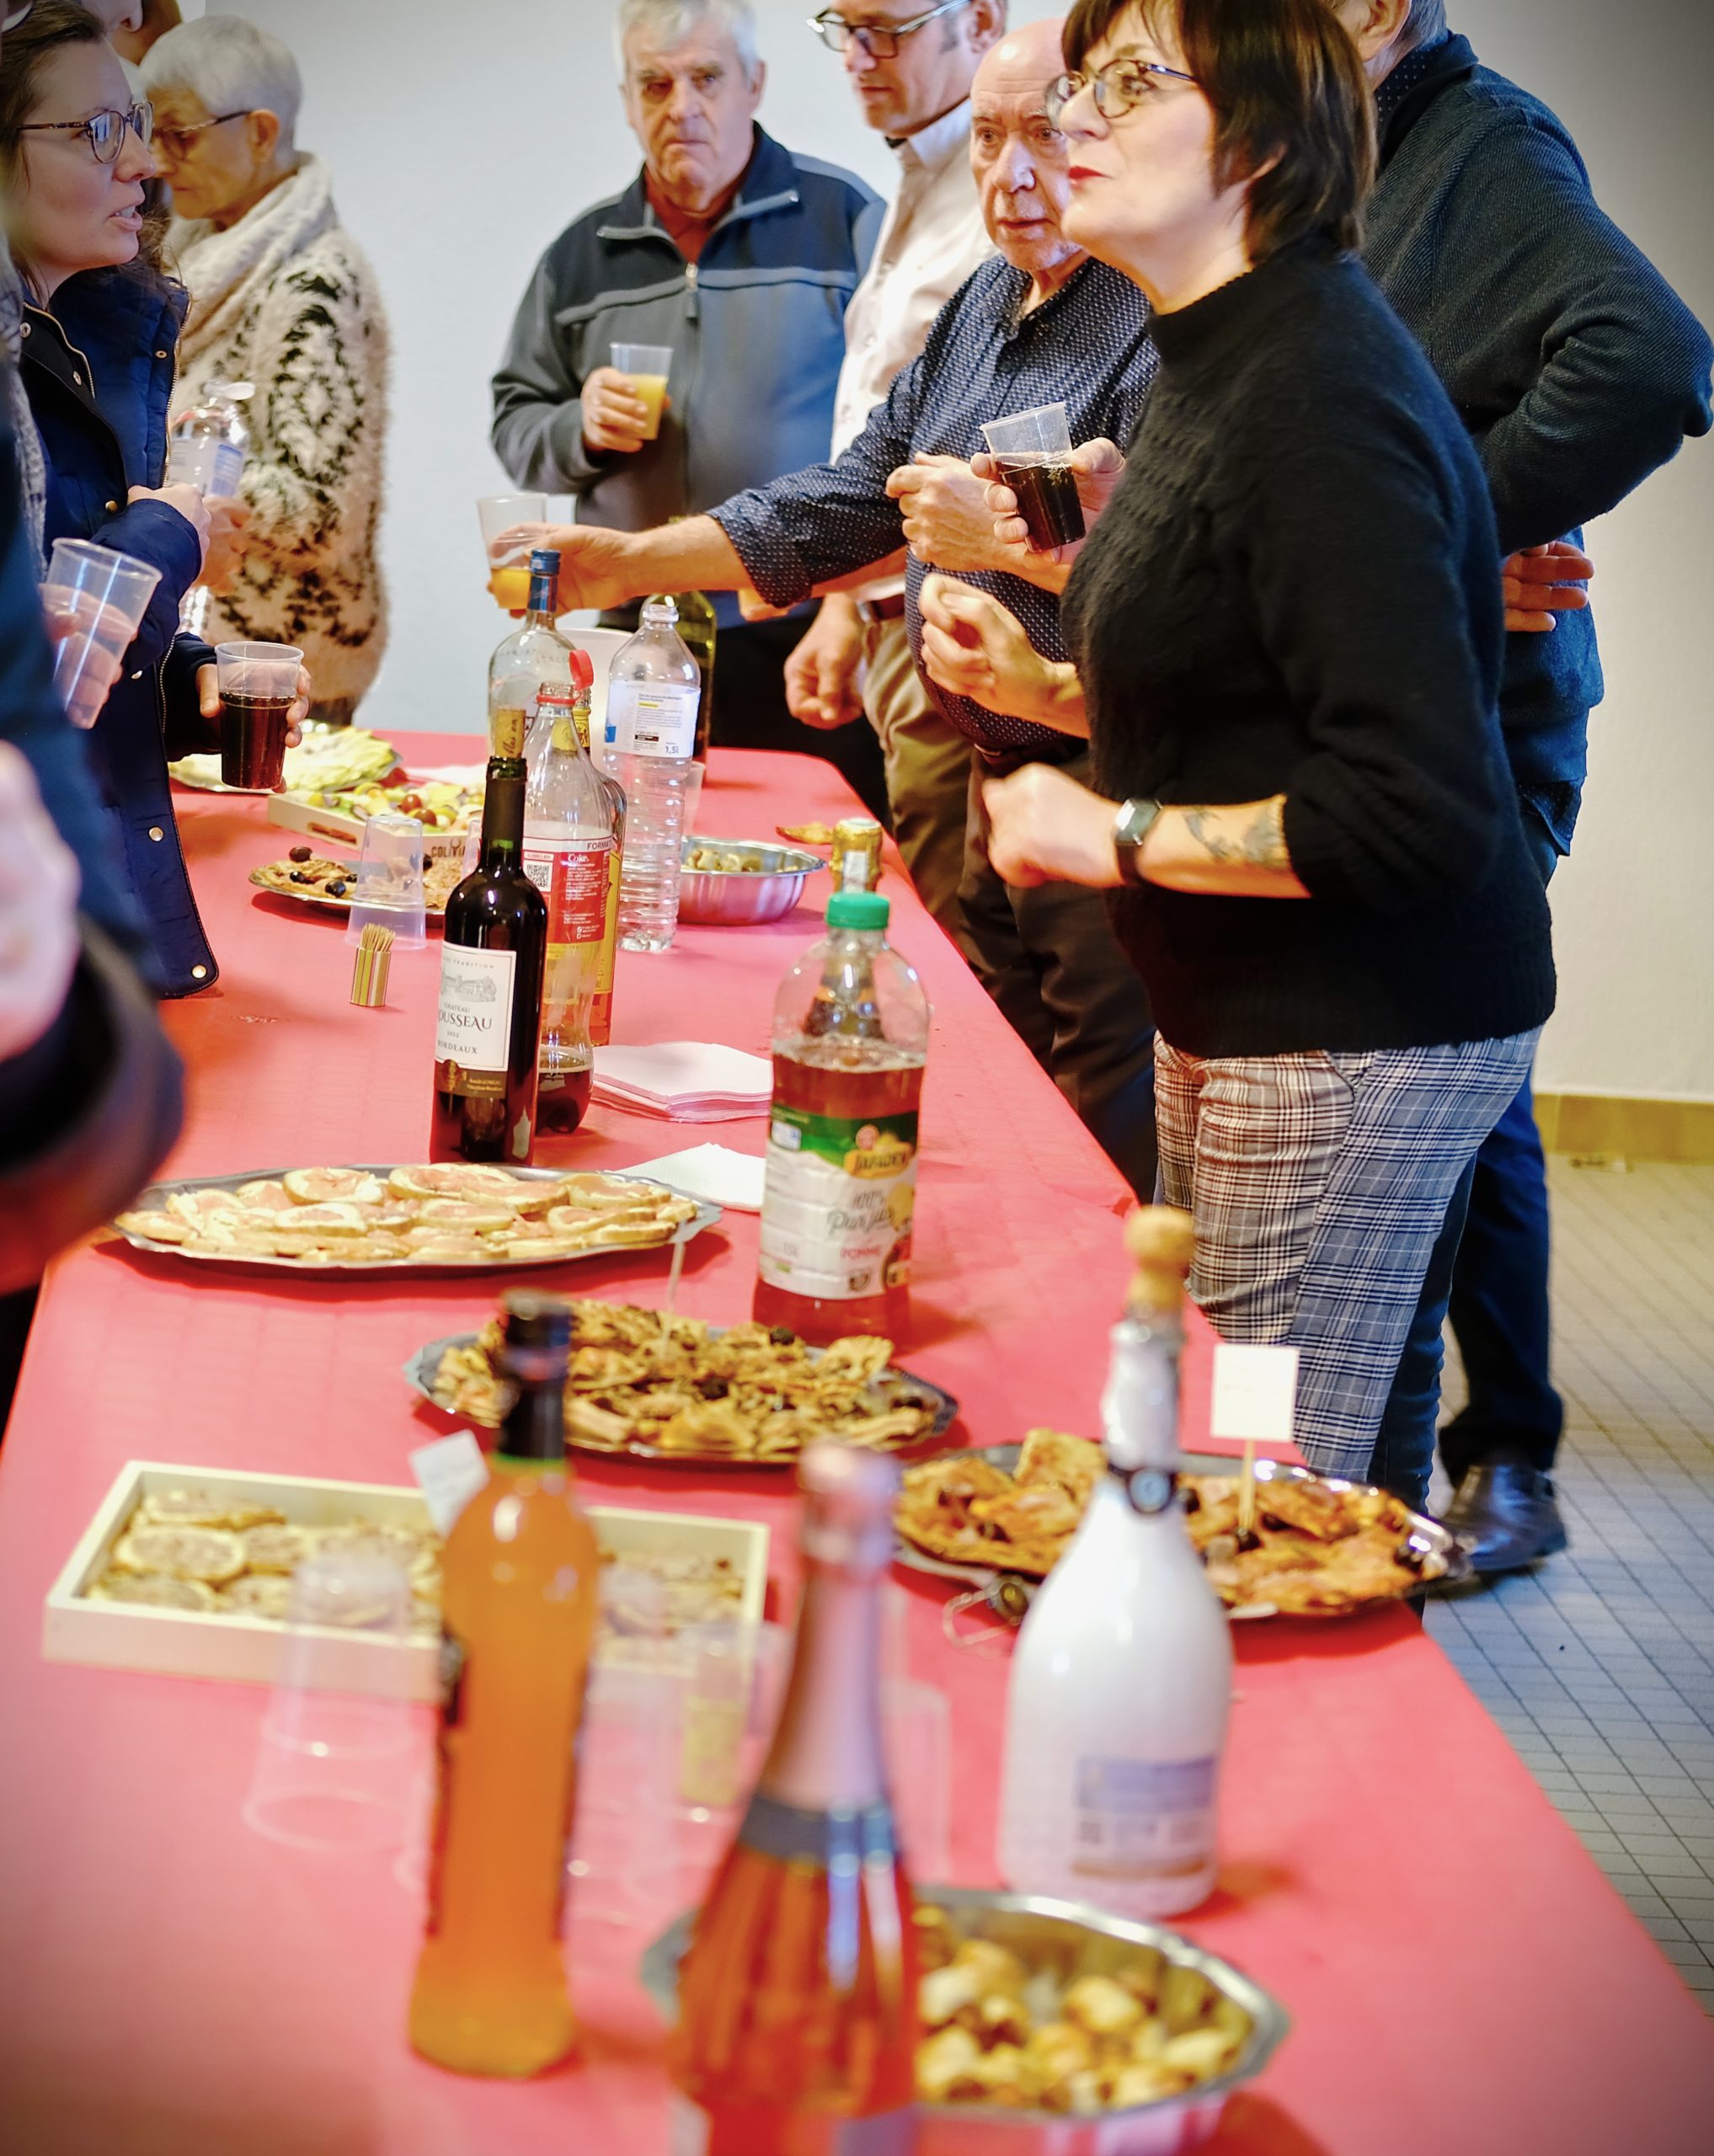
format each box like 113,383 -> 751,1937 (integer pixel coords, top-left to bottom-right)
142,13 -> 389,726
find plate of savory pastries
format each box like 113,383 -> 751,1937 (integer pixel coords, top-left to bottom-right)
110,1163 -> 719,1276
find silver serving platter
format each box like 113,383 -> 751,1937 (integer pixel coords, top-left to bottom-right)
108,1164 -> 722,1280
404,1324 -> 958,1465
894,1444 -> 1467,1622
641,1884 -> 1290,2151
676,837 -> 825,925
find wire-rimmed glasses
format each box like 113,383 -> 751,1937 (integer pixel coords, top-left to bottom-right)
1044,57 -> 1196,127
19,100 -> 154,165
809,0 -> 969,61
152,109 -> 255,161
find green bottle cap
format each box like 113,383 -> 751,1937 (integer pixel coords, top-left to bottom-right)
826,890 -> 889,930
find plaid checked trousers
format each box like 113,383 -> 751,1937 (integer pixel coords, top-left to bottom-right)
1155,1031 -> 1542,1480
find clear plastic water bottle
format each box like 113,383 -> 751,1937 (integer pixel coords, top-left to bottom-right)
168,380 -> 252,638
168,378 -> 253,497
603,597 -> 700,953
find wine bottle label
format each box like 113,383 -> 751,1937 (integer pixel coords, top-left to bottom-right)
670,2095 -> 917,2155
521,836 -> 611,958
604,679 -> 698,759
434,943 -> 517,1085
1069,1754 -> 1219,1882
758,1109 -> 916,1300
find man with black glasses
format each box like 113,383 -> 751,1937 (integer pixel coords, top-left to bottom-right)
784,0 -> 1005,938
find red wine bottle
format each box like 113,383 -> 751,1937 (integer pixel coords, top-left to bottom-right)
431,739 -> 547,1165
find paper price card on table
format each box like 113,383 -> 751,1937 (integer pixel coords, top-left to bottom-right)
1209,1343 -> 1300,1447
1210,1342 -> 1300,1535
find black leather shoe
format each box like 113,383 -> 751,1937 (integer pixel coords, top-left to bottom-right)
1443,1454 -> 1569,1574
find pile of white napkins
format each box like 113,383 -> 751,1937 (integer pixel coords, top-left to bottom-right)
591,1042 -> 772,1121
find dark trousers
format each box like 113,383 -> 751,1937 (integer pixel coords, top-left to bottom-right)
710,616 -> 891,826
1370,812 -> 1562,1507
960,758 -> 1158,1198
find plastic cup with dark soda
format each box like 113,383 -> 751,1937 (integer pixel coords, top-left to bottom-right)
216,640 -> 302,791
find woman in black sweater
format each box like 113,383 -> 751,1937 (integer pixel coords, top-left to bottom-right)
921,0 -> 1555,1503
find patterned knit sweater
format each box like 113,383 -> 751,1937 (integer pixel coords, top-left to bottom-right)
168,157 -> 390,707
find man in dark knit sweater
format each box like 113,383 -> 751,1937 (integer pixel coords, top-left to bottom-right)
1338,0 -> 1712,1568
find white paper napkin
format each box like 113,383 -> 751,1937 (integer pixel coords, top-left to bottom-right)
624,1144 -> 767,1213
592,1042 -> 772,1107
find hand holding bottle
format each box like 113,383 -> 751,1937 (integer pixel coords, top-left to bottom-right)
125,481 -> 211,565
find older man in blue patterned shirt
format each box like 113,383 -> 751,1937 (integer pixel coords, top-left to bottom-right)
523,17 -> 1160,1192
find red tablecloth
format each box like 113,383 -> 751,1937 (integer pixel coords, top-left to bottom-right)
1,739 -> 1710,2156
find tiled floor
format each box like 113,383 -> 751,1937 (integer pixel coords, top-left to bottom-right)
1425,1158 -> 1714,2014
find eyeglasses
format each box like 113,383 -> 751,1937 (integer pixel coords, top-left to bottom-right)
809,0 -> 969,60
18,101 -> 154,165
152,110 -> 255,160
1044,57 -> 1196,127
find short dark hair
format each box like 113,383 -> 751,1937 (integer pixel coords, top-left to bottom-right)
1061,0 -> 1375,262
0,0 -> 106,189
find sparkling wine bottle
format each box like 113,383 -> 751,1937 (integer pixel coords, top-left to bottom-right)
430,708 -> 547,1164
408,1294 -> 601,2075
996,1208 -> 1233,1919
670,1442 -> 919,2154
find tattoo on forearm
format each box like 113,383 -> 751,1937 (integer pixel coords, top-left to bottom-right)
1182,798 -> 1290,871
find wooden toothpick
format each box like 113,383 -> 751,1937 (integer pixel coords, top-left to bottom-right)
664,1235 -> 686,1316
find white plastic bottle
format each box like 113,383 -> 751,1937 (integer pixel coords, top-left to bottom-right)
996,1209 -> 1233,1919
603,597 -> 700,953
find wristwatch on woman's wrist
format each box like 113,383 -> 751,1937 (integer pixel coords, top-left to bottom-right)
1112,797 -> 1164,886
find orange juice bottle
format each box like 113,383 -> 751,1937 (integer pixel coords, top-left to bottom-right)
753,893 -> 929,1345
670,1443 -> 919,2153
408,1293 -> 598,2076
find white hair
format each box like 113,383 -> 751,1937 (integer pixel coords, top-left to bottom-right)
613,0 -> 761,80
140,14 -> 302,150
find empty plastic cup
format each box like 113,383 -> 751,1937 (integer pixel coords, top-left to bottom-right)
611,343 -> 672,440
42,538 -> 162,729
981,401 -> 1086,552
344,810 -> 428,953
477,492 -> 547,611
243,1551 -> 424,1853
216,640 -> 302,791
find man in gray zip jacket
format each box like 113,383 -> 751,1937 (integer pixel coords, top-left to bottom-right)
490,0 -> 887,812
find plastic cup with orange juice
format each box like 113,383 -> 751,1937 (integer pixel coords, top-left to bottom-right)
611,343 -> 672,441
477,493 -> 547,611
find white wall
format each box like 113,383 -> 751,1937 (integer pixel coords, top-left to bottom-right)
197,1 -> 1711,1097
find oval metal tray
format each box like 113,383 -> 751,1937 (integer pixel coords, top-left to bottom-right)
405,1323 -> 958,1467
894,1444 -> 1467,1621
109,1164 -> 721,1280
641,1884 -> 1290,2148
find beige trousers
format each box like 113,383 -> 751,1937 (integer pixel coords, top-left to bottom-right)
861,615 -> 972,942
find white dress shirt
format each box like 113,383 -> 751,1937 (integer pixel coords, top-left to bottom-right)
831,99 -> 994,465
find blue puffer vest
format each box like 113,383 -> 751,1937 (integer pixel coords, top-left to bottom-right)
21,259 -> 219,996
